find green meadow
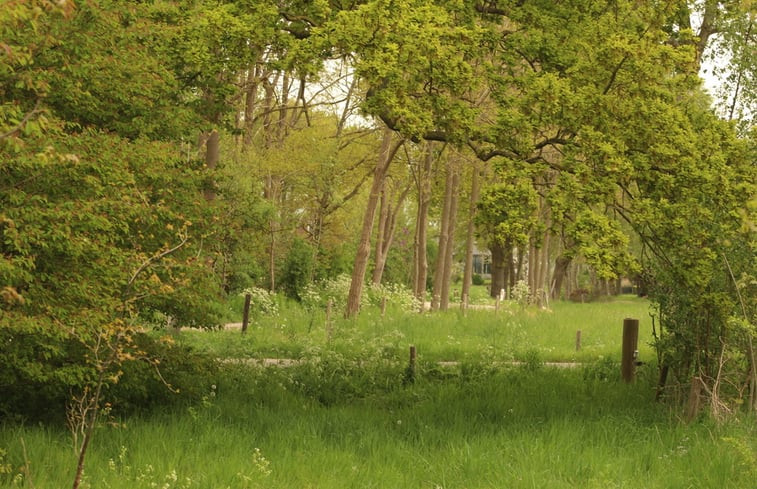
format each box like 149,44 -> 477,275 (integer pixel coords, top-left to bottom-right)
2,297 -> 755,488
184,293 -> 654,363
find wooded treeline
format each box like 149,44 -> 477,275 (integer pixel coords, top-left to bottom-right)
1,0 -> 755,425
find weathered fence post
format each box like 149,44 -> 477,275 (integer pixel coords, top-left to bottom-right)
576,330 -> 582,351
621,318 -> 639,382
406,345 -> 417,384
241,293 -> 252,334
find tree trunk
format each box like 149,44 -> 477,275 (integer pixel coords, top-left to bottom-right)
262,73 -> 278,149
503,245 -> 512,298
345,128 -> 401,318
528,241 -> 537,295
277,71 -> 290,141
489,242 -> 506,298
372,179 -> 411,285
243,63 -> 260,147
514,246 -> 524,287
431,160 -> 455,311
203,129 -> 219,201
412,142 -> 434,308
551,254 -> 572,300
540,231 -> 551,304
461,165 -> 480,309
533,244 -> 541,304
440,162 -> 460,310
373,185 -> 389,285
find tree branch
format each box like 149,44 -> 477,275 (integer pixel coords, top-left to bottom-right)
125,234 -> 189,291
0,100 -> 43,140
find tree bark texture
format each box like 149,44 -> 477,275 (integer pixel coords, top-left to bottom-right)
372,177 -> 411,285
345,128 -> 401,318
243,62 -> 260,147
551,254 -> 572,300
412,142 -> 434,307
440,162 -> 460,310
200,129 -> 220,201
461,165 -> 480,309
431,159 -> 455,311
489,241 -> 506,298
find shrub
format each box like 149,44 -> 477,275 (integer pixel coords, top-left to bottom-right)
279,238 -> 314,301
301,274 -> 361,312
240,287 -> 279,317
105,333 -> 219,414
511,280 -> 532,307
366,282 -> 422,313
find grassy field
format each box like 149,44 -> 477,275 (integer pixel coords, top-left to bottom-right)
186,294 -> 655,363
1,297 -> 755,488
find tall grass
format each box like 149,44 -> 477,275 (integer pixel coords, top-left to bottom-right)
2,365 -> 755,488
2,297 -> 754,488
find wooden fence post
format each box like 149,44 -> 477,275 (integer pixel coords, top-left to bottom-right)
621,318 -> 639,383
406,345 -> 417,384
576,330 -> 582,351
241,293 -> 251,334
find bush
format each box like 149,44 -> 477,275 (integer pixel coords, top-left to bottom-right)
279,238 -> 314,301
366,282 -> 422,313
0,329 -> 219,421
239,287 -> 279,317
105,333 -> 219,414
301,274 -> 360,312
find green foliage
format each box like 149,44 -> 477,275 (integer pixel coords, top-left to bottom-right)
279,238 -> 315,301
301,274 -> 358,312
104,334 -> 219,415
510,280 -> 532,307
239,287 -> 279,318
476,173 -> 539,248
365,282 -> 421,312
0,125 -> 223,421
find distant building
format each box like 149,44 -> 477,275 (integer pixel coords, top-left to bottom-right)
472,244 -> 491,278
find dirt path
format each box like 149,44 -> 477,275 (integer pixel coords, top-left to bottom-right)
220,357 -> 580,369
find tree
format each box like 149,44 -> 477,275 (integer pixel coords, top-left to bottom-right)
372,154 -> 413,285
411,142 -> 437,307
0,3 -> 232,484
460,160 -> 482,309
476,169 -> 539,298
345,127 -> 403,317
